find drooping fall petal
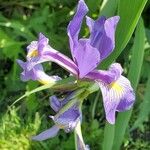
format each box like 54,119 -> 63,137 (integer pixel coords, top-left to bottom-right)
98,75 -> 135,124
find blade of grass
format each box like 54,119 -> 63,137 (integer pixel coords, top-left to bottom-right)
100,0 -> 147,69
112,18 -> 145,150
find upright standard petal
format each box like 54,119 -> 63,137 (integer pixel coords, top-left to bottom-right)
27,33 -> 49,59
38,32 -> 49,55
88,16 -> 120,60
74,39 -> 100,78
86,16 -> 94,33
98,75 -> 135,124
67,0 -> 88,58
26,33 -> 51,67
32,125 -> 59,141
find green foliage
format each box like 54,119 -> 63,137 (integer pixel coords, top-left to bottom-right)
0,0 -> 150,150
100,0 -> 118,17
132,74 -> 150,130
100,0 -> 147,69
113,17 -> 146,150
102,123 -> 115,150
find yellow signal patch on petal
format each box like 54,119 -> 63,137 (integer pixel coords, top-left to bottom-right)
27,50 -> 39,58
109,81 -> 123,92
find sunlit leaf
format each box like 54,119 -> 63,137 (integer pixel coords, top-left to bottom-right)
132,74 -> 150,130
100,0 -> 147,69
113,18 -> 145,150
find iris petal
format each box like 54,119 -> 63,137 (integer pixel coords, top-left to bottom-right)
85,63 -> 123,84
43,48 -> 79,76
67,0 -> 88,59
32,125 -> 59,141
98,75 -> 135,124
17,60 -> 60,84
38,33 -> 49,54
88,16 -> 120,60
22,32 -> 79,76
74,39 -> 101,78
86,16 -> 94,33
49,96 -> 61,112
54,105 -> 81,132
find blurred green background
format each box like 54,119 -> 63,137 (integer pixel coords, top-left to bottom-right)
0,0 -> 150,149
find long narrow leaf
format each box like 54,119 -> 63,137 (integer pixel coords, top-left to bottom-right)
101,1 -> 118,149
100,0 -> 118,17
132,74 -> 150,130
100,0 -> 147,69
102,123 -> 115,150
101,1 -> 146,149
112,18 -> 145,150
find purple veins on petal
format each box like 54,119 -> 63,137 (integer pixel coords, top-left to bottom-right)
27,33 -> 79,76
21,31 -> 79,76
116,88 -> 135,112
27,33 -> 49,59
98,75 -> 135,124
38,33 -> 49,54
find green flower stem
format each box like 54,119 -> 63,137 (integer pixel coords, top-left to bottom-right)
55,82 -> 99,119
74,102 -> 87,150
74,83 -> 99,150
92,91 -> 100,119
10,76 -> 92,107
74,121 -> 86,150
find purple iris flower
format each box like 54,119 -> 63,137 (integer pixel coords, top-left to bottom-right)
18,0 -> 135,139
32,94 -> 81,141
17,33 -> 63,84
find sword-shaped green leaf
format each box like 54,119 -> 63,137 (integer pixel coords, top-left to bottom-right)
112,18 -> 145,150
